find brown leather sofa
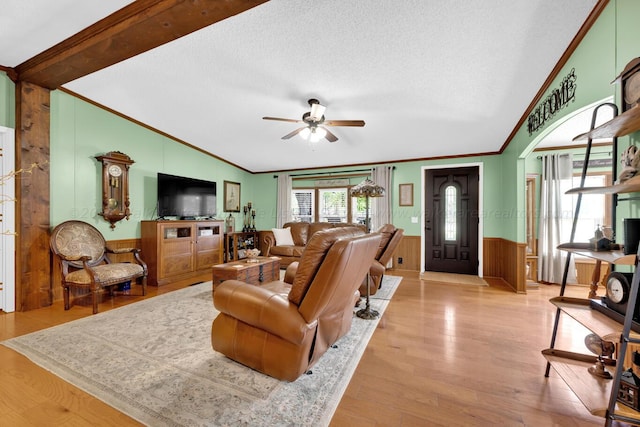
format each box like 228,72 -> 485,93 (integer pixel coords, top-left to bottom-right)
360,224 -> 404,296
211,227 -> 381,381
258,221 -> 365,267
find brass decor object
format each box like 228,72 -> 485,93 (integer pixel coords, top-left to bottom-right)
584,333 -> 614,379
350,178 -> 385,320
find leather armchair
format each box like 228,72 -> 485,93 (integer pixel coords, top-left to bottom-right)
360,224 -> 404,296
211,227 -> 381,381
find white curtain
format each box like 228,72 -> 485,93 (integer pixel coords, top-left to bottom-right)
371,166 -> 393,231
276,174 -> 292,227
538,154 -> 577,284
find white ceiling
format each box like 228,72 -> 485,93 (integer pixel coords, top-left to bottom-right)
0,0 -> 600,172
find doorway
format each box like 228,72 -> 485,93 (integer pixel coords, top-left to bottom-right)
423,165 -> 480,275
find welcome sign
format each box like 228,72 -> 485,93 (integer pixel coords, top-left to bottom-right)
528,68 -> 577,135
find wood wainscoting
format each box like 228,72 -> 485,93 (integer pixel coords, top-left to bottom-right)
393,235 -> 421,271
48,235 -> 530,304
575,258 -> 608,289
483,238 -> 527,293
393,235 -> 527,293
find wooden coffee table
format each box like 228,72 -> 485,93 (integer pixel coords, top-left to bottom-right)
212,256 -> 280,291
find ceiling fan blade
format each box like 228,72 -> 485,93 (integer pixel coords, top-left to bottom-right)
263,116 -> 303,124
323,120 -> 365,127
323,127 -> 338,142
282,127 -> 306,140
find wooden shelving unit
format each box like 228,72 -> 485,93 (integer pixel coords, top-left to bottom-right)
542,350 -> 628,418
566,174 -> 640,195
556,245 -> 636,266
225,231 -> 259,261
544,98 -> 640,426
573,104 -> 640,142
548,296 -> 627,340
544,264 -> 640,425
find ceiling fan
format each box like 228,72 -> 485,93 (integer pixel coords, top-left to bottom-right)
263,99 -> 365,143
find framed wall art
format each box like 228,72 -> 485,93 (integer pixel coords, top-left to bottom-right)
399,183 -> 414,206
224,180 -> 241,212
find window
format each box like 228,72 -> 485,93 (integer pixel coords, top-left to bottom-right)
351,195 -> 367,226
563,173 -> 612,242
318,188 -> 348,223
291,184 -> 364,223
292,190 -> 314,223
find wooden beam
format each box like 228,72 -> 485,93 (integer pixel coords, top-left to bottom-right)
14,0 -> 268,89
15,81 -> 51,311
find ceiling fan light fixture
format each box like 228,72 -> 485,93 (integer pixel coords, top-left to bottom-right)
264,98 -> 365,143
309,102 -> 326,121
299,126 -> 327,142
299,127 -> 311,140
310,126 -> 326,142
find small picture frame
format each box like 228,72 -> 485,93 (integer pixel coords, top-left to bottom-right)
399,183 -> 413,206
224,181 -> 241,212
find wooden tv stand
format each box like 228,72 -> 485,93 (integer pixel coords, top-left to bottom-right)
141,220 -> 224,286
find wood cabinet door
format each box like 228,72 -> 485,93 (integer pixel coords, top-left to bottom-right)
195,222 -> 222,270
159,224 -> 194,277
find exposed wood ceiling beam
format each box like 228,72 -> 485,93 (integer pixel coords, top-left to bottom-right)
14,0 -> 269,89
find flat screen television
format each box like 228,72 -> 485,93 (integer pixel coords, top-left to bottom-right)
157,173 -> 217,219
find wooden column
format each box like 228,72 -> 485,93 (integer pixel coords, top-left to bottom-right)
15,81 -> 51,311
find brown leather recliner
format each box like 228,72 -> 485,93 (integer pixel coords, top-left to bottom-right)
211,227 -> 381,381
360,224 -> 404,296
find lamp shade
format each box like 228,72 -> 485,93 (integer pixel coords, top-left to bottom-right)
350,178 -> 385,198
300,126 -> 326,142
299,127 -> 311,140
309,127 -> 326,142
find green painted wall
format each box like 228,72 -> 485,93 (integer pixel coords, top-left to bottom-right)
505,0 -> 640,242
0,73 -> 14,128
253,154 -> 504,238
0,77 -> 542,241
50,91 -> 254,239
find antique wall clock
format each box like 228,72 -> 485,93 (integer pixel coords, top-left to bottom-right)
615,57 -> 640,112
95,151 -> 134,229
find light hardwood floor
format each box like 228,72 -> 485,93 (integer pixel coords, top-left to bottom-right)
0,272 -> 632,426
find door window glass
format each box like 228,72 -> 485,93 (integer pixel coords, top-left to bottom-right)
445,185 -> 457,240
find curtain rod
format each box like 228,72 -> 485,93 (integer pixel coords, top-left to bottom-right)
273,166 -> 395,178
536,151 -> 612,159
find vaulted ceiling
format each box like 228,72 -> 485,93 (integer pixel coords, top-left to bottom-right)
0,0 -> 604,172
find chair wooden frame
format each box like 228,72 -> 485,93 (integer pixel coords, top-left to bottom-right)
50,220 -> 147,314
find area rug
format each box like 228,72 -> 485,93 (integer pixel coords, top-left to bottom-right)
420,271 -> 488,286
2,276 -> 401,427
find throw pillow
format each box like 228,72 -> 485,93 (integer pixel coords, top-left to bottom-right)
272,227 -> 295,246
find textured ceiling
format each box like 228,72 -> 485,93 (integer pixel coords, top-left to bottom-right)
1,0 -> 600,172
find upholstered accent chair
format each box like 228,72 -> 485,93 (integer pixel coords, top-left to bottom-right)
211,227 -> 381,381
50,220 -> 148,314
360,224 -> 404,297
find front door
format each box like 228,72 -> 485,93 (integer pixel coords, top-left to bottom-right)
425,166 -> 479,275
